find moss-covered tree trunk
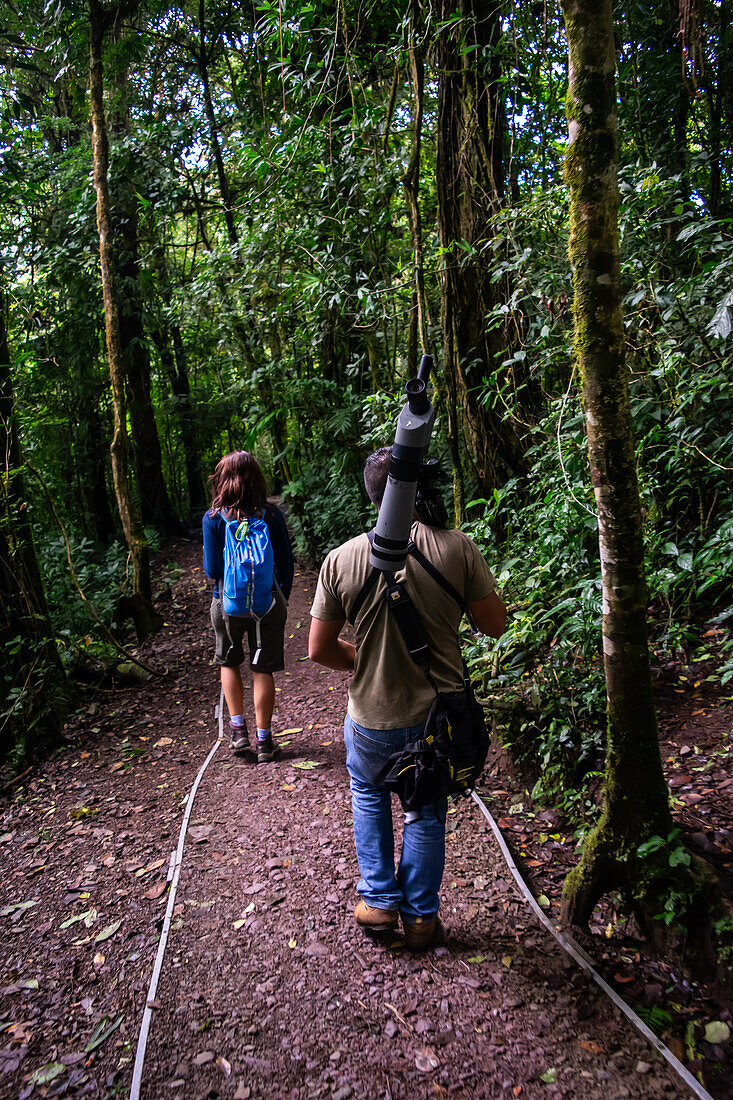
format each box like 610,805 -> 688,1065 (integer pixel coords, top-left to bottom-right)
90,0 -> 159,636
0,293 -> 69,762
435,0 -> 536,498
559,0 -> 674,926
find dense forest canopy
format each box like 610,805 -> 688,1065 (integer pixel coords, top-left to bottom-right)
0,0 -> 731,923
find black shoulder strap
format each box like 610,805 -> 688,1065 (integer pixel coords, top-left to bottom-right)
347,532 -> 466,691
408,539 -> 478,632
407,541 -> 464,610
346,531 -> 380,626
347,567 -> 379,625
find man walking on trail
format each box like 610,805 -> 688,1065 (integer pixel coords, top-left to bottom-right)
308,448 -> 505,950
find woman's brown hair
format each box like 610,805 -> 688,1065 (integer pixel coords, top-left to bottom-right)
209,451 -> 268,519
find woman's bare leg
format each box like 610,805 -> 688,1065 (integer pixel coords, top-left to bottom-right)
252,671 -> 275,730
220,666 -> 244,718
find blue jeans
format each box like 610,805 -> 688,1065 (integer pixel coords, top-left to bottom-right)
344,714 -> 447,921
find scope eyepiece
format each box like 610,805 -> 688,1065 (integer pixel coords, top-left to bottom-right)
405,378 -> 429,415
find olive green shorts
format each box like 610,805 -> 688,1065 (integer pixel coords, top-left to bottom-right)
210,591 -> 287,673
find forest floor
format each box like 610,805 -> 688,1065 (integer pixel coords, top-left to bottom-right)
0,538 -> 730,1100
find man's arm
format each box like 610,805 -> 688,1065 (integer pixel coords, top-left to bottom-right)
308,617 -> 356,670
468,589 -> 506,638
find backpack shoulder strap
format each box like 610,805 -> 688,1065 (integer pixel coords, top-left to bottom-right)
345,532 -> 439,692
346,531 -> 379,626
347,568 -> 380,625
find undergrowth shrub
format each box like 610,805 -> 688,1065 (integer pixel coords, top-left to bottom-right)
36,533 -> 128,667
282,459 -> 370,561
461,168 -> 733,823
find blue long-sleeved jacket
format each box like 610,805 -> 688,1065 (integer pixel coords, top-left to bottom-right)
202,504 -> 294,600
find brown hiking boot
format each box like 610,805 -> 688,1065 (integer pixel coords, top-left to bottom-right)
256,733 -> 278,763
354,900 -> 399,931
229,720 -> 250,754
402,915 -> 444,951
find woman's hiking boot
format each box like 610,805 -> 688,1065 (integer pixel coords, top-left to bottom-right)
402,915 -> 444,951
354,900 -> 399,931
229,720 -> 250,754
256,732 -> 277,763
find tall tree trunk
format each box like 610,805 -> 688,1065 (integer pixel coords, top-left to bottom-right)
116,206 -> 178,533
403,0 -> 431,373
145,235 -> 205,515
435,0 -> 534,498
188,24 -> 290,481
170,321 -> 206,513
89,0 -> 159,636
110,33 -> 178,534
193,4 -> 290,484
198,0 -> 238,250
0,294 -> 68,761
720,2 -> 733,168
558,0 -> 709,942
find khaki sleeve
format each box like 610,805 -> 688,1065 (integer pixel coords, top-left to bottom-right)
310,549 -> 347,621
462,534 -> 497,603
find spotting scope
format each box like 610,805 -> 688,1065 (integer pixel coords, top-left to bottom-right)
370,354 -> 435,572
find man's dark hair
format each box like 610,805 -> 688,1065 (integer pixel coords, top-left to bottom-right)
364,447 -> 392,507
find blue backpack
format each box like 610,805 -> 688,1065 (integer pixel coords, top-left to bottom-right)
221,515 -> 276,656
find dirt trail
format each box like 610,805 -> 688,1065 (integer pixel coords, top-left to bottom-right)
0,541 -> 688,1099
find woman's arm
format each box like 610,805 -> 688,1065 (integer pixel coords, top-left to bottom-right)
202,511 -> 224,581
266,505 -> 295,598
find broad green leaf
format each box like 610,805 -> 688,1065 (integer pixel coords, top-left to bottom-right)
704,1021 -> 730,1045
94,919 -> 122,943
30,1063 -> 66,1085
60,908 -> 96,929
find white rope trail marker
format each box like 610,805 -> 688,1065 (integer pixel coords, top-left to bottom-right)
129,689 -> 225,1100
471,791 -> 715,1100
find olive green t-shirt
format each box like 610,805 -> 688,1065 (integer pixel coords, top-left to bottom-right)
310,523 -> 497,729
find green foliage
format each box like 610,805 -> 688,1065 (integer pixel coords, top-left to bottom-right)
635,1005 -> 673,1032
634,829 -> 705,928
282,459 -> 370,560
36,533 -> 127,665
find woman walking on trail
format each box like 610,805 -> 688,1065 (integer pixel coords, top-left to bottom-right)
203,451 -> 294,762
